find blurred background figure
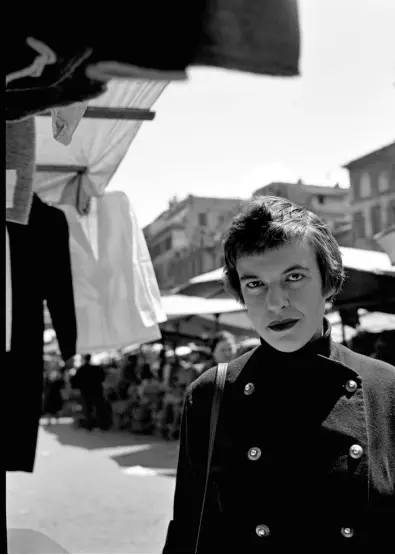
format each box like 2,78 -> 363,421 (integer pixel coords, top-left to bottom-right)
201,331 -> 238,373
132,363 -> 165,434
159,347 -> 200,440
70,354 -> 108,431
369,330 -> 395,365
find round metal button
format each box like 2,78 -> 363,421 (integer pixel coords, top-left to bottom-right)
248,447 -> 262,461
349,444 -> 363,459
345,379 -> 358,393
256,524 -> 270,538
341,527 -> 354,538
244,383 -> 255,395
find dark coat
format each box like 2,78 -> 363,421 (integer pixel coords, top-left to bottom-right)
6,195 -> 77,471
163,336 -> 395,554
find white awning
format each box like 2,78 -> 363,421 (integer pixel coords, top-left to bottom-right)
161,294 -> 244,319
34,80 -> 168,206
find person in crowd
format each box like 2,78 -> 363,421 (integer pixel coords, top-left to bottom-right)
159,351 -> 200,440
370,330 -> 395,365
200,331 -> 238,374
42,368 -> 65,424
160,363 -> 186,440
163,196 -> 395,554
132,365 -> 165,434
71,354 -> 108,431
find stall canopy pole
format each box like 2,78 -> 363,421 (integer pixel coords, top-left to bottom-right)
40,107 -> 155,121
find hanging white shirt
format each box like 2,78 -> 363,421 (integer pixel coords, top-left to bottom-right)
59,191 -> 166,353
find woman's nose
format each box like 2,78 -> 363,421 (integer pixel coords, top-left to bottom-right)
266,284 -> 289,312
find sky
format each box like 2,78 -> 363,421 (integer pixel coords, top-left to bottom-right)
108,0 -> 395,228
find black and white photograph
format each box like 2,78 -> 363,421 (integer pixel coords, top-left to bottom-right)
4,1 -> 395,553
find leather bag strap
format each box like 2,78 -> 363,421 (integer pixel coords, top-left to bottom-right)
194,362 -> 228,553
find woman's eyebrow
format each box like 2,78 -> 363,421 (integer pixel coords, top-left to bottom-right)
240,265 -> 310,282
282,264 -> 310,274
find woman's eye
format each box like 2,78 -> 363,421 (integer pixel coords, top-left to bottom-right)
287,273 -> 304,282
245,281 -> 264,289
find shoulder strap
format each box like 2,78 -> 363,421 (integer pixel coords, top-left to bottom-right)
194,362 -> 228,553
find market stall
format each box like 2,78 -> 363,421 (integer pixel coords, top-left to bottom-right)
159,294 -> 255,340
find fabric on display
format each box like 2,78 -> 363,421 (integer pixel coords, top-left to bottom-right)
6,49 -> 107,122
6,2 -> 300,122
51,101 -> 88,145
84,3 -> 207,82
193,0 -> 300,76
6,227 -> 12,352
59,191 -> 166,353
35,80 -> 168,208
5,195 -> 77,472
5,23 -> 107,121
6,117 -> 36,225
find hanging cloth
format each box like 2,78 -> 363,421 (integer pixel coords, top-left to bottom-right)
6,195 -> 77,472
60,191 -> 166,353
6,117 -> 36,225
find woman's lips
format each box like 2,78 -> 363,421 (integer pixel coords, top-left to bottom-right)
268,319 -> 299,332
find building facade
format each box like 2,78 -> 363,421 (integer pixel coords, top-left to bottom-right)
143,195 -> 242,290
343,141 -> 395,251
252,180 -> 352,246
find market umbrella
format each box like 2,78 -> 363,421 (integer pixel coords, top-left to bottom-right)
159,294 -> 254,340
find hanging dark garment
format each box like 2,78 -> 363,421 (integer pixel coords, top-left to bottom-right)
192,0 -> 300,77
5,195 -> 77,472
6,1 -> 300,121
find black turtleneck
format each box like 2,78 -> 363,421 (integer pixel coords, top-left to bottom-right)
258,316 -> 332,367
251,317 -> 353,432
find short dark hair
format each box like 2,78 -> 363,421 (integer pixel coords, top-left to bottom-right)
222,196 -> 345,304
210,331 -> 235,353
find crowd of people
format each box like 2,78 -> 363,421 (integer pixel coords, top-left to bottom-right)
42,331 -> 247,439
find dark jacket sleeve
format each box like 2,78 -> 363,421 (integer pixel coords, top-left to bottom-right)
45,207 -> 77,362
163,387 -> 200,554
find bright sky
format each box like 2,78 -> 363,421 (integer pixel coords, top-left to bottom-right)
108,0 -> 395,228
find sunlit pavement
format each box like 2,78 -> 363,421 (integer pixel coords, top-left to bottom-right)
6,419 -> 179,554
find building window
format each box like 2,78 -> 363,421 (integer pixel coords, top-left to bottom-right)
388,200 -> 395,226
360,172 -> 371,198
351,174 -> 360,201
370,204 -> 381,235
353,211 -> 365,239
317,195 -> 325,205
165,236 -> 172,251
198,213 -> 207,227
378,170 -> 390,193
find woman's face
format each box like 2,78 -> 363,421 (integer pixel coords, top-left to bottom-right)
213,339 -> 237,363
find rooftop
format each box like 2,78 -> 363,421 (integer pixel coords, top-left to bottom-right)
144,194 -> 242,232
343,141 -> 395,169
255,181 -> 349,197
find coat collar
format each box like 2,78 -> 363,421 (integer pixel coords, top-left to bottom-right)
226,318 -> 362,393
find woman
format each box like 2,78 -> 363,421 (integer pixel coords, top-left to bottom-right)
163,196 -> 394,554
